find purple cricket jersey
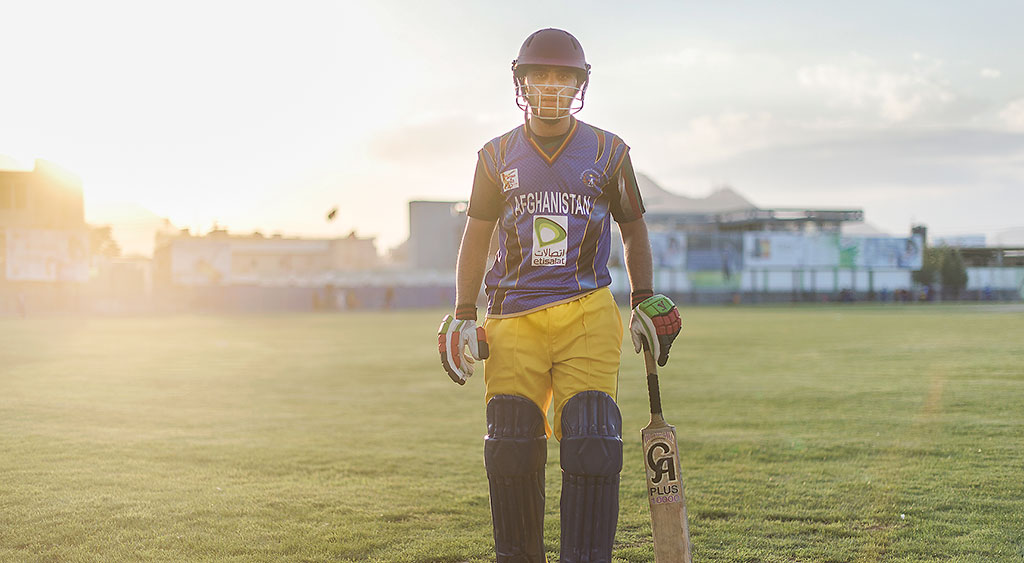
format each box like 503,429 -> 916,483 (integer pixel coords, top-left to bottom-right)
471,118 -> 644,318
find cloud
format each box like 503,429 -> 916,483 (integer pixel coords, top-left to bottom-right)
674,128 -> 1024,209
797,54 -> 954,122
980,68 -> 1002,79
656,48 -> 736,68
368,114 -> 494,163
661,111 -> 783,166
662,128 -> 1024,237
999,98 -> 1024,131
700,128 -> 1023,173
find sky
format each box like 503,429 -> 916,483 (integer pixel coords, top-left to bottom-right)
2,0 -> 1023,253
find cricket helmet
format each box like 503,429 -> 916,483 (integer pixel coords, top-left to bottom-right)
512,28 -> 591,118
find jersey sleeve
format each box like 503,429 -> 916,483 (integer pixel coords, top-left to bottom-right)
467,150 -> 502,221
606,151 -> 645,223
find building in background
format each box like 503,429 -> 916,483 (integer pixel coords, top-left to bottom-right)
599,176 -> 923,303
958,246 -> 1024,300
0,159 -> 84,229
151,228 -> 385,312
932,234 -> 987,248
154,229 -> 379,286
393,176 -> 1024,305
0,160 -> 90,313
405,200 -> 467,270
3,158 -> 1021,313
632,174 -> 865,234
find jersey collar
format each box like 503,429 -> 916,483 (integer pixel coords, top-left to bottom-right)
524,116 -> 579,165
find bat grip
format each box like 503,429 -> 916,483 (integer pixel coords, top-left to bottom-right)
644,349 -> 663,415
647,373 -> 663,415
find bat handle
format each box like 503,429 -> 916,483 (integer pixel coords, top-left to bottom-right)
644,348 -> 663,416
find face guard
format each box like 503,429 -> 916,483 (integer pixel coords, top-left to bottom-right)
514,75 -> 588,120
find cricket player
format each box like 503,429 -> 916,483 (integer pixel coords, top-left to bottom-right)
438,28 -> 682,563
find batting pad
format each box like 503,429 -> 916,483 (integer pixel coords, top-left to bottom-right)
484,395 -> 548,563
559,390 -> 622,563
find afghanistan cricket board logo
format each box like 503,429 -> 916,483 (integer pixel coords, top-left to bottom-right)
644,431 -> 682,505
580,168 -> 602,190
532,215 -> 568,266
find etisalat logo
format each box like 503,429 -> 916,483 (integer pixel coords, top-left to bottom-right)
532,215 -> 568,266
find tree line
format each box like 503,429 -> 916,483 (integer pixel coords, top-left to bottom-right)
912,246 -> 968,299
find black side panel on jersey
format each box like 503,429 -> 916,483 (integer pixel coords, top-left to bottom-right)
469,152 -> 503,221
606,153 -> 645,223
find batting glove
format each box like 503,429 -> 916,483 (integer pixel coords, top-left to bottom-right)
629,292 -> 682,367
437,310 -> 489,385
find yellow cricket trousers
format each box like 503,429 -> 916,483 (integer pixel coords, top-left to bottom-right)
483,288 -> 623,440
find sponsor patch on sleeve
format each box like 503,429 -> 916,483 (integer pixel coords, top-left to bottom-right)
500,168 -> 520,192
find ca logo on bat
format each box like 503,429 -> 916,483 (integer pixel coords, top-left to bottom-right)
647,441 -> 677,484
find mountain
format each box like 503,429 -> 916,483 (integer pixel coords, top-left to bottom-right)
636,173 -> 757,214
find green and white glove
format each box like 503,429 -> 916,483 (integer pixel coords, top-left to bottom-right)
629,291 -> 682,367
437,305 -> 489,385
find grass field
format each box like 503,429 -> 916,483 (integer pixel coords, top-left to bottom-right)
1,304 -> 1023,562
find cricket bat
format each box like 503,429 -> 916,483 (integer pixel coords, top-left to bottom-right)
641,348 -> 692,563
